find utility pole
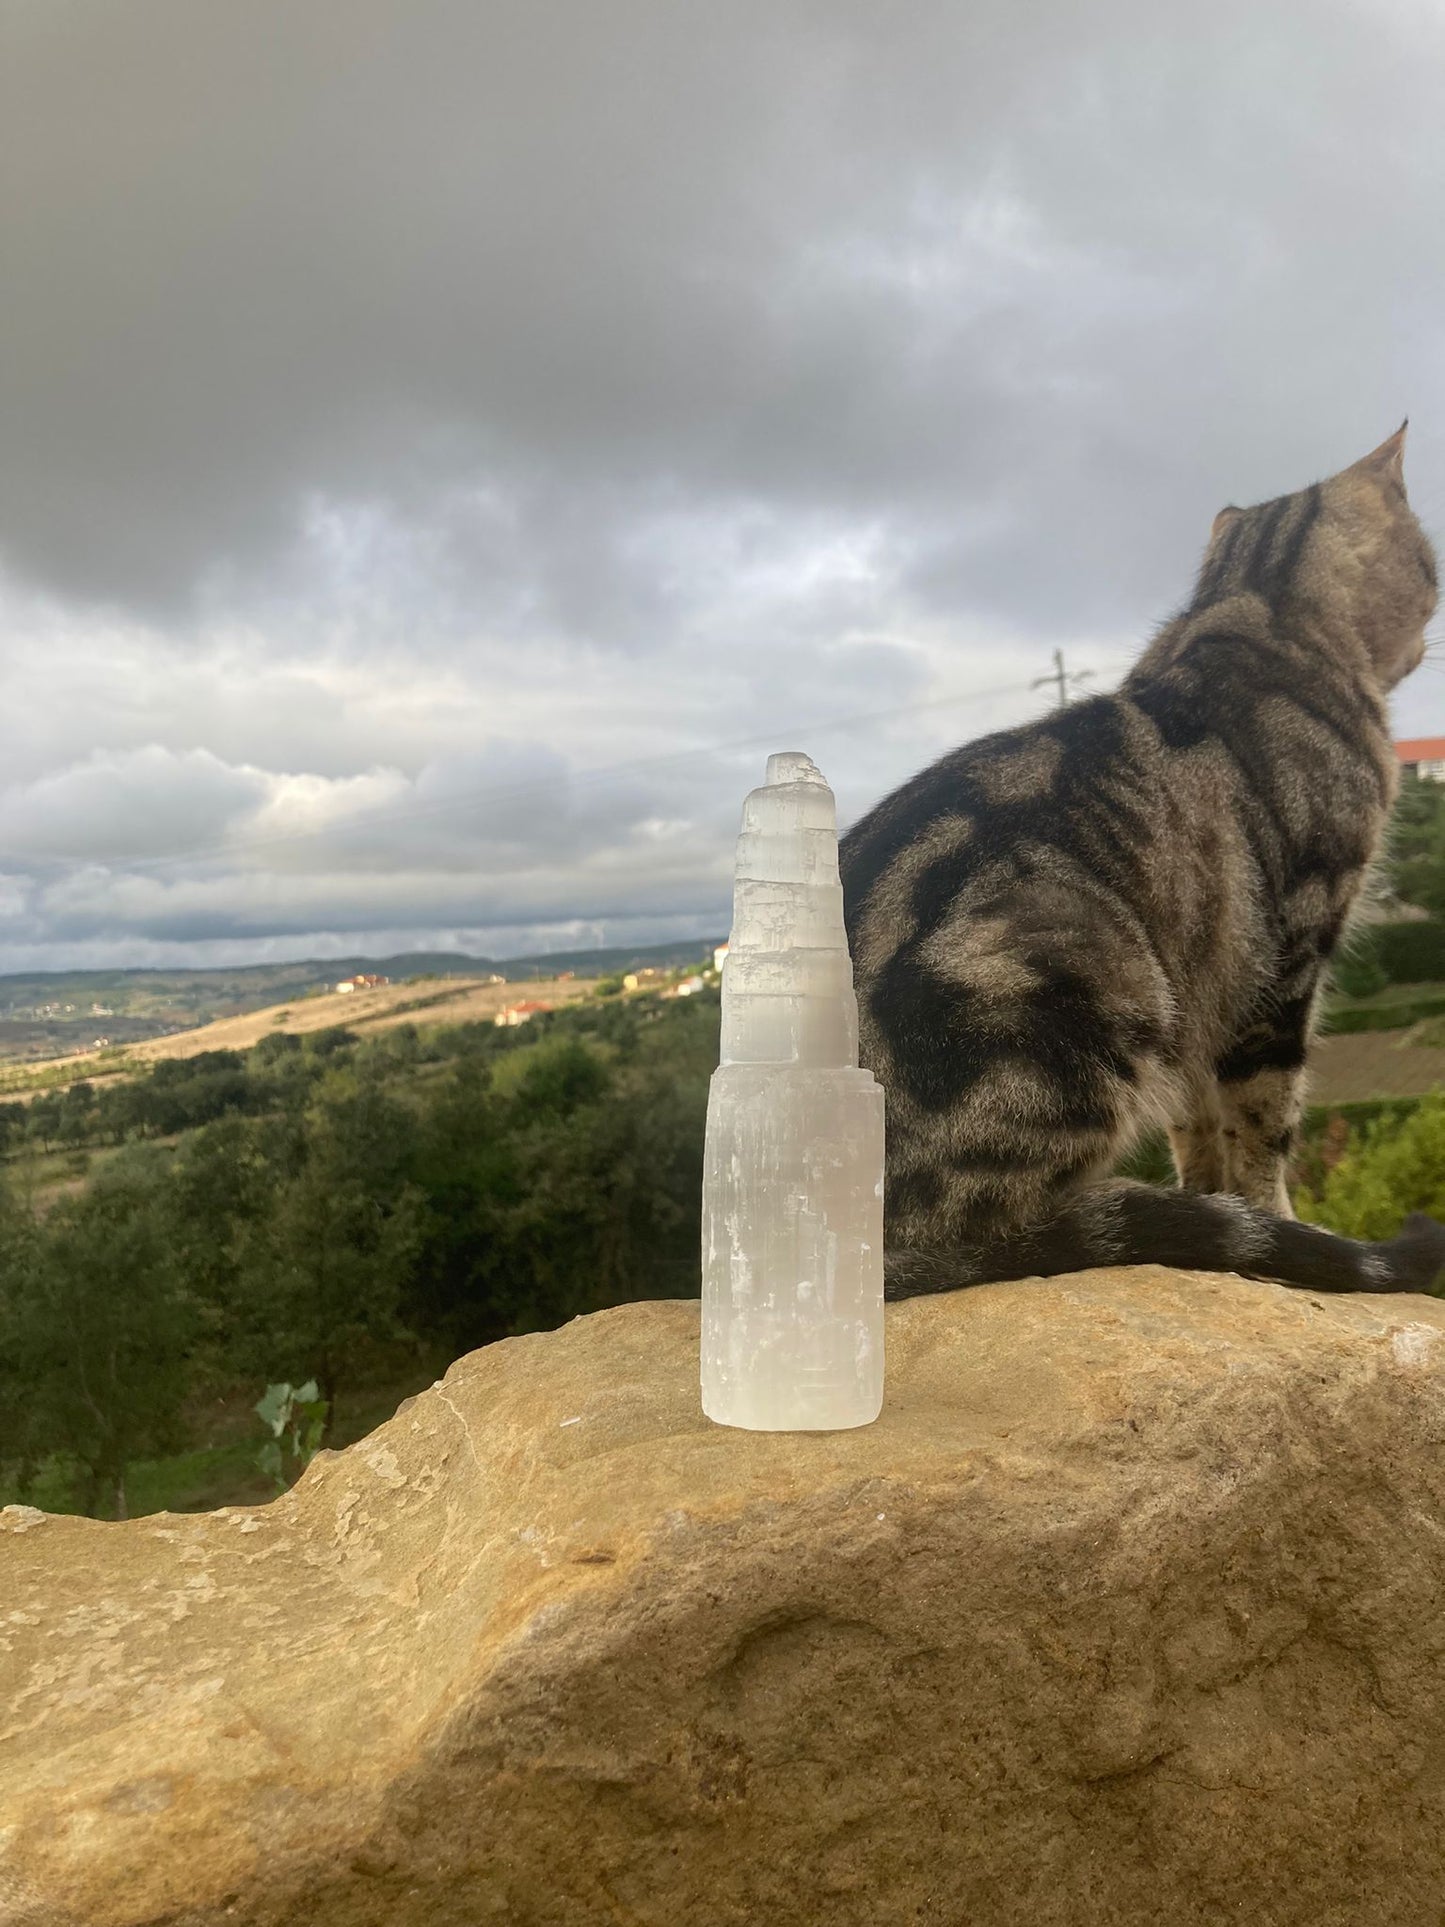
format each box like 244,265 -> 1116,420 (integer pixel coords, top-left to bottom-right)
1032,648 -> 1094,709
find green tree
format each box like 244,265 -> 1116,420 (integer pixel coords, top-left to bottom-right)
57,1082 -> 98,1149
404,1056 -> 509,1348
1393,856 -> 1445,920
251,1071 -> 423,1430
1385,773 -> 1445,913
164,1111 -> 294,1383
0,1101 -> 27,1157
25,1092 -> 62,1154
519,1084 -> 701,1320
95,1077 -> 149,1145
1330,941 -> 1389,1000
245,1031 -> 316,1113
304,1025 -> 357,1060
6,1153 -> 198,1517
364,1023 -> 422,1071
0,1174 -> 46,1494
486,1041 -> 705,1332
510,1036 -> 611,1119
251,1030 -> 301,1067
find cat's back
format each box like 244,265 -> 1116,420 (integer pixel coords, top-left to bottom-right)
837,686 -> 1268,1101
841,691 -> 1175,970
839,684 -> 1228,1250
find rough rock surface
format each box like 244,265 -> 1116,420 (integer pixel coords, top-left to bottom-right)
5,1268 -> 1445,1927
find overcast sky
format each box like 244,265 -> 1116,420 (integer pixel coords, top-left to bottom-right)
2,0 -> 1444,972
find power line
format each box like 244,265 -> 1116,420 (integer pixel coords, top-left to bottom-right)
1030,647 -> 1094,709
3,666 -> 1067,879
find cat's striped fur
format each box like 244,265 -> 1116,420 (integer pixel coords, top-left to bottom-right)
840,426 -> 1445,1299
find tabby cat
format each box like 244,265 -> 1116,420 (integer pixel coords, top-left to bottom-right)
839,425 -> 1445,1298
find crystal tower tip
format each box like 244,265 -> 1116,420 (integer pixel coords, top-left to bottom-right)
721,750 -> 858,1070
765,750 -> 827,786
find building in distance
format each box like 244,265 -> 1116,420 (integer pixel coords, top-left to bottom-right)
1396,738 -> 1445,782
494,1000 -> 554,1027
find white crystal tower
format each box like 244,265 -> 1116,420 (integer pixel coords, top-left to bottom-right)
700,751 -> 885,1431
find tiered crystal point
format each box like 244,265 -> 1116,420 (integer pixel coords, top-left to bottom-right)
700,751 -> 885,1431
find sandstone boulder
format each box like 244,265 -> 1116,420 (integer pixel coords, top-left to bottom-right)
5,1268 -> 1445,1926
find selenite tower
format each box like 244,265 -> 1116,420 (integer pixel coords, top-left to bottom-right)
700,752 -> 886,1431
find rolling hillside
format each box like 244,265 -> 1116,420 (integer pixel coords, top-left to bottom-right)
0,938 -> 721,1067
0,974 -> 600,1098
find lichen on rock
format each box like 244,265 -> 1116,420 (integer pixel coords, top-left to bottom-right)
4,1268 -> 1445,1925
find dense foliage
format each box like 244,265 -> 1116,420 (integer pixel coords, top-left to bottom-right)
1297,1093 -> 1445,1242
1309,773 -> 1445,1006
0,994 -> 716,1515
1366,920 -> 1445,987
1321,773 -> 1445,996
1385,770 -> 1445,922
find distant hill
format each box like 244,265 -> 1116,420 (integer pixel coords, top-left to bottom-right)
0,938 -> 724,1064
496,937 -> 726,980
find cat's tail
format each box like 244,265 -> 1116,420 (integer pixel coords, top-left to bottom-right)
884,1181 -> 1445,1300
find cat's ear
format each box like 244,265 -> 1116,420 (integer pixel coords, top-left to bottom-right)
1209,504 -> 1243,544
1350,420 -> 1408,486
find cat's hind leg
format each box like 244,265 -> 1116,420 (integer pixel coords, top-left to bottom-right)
1167,1079 -> 1227,1193
1217,1066 -> 1306,1218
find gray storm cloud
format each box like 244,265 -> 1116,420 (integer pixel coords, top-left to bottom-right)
1,0 -> 1443,966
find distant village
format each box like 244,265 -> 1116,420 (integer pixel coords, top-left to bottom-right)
491,946 -> 728,1028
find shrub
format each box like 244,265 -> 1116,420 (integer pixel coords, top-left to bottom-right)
304,1026 -> 357,1058
254,1380 -> 328,1492
1292,1100 -> 1425,1199
1372,920 -> 1445,985
1330,942 -> 1389,1000
1297,1092 -> 1445,1244
1321,994 -> 1445,1034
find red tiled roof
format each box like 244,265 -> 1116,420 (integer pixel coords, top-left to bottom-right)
1395,738 -> 1445,761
